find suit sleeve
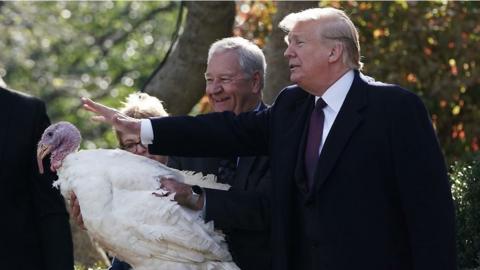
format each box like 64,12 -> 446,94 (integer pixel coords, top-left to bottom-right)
204,160 -> 271,231
390,92 -> 456,268
204,178 -> 270,231
30,100 -> 74,270
167,156 -> 182,170
148,110 -> 270,157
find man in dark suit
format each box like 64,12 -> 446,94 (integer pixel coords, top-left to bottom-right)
0,84 -> 73,269
83,7 -> 456,270
166,37 -> 271,270
107,37 -> 271,270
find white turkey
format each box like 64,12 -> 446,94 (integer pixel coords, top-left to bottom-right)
36,121 -> 239,270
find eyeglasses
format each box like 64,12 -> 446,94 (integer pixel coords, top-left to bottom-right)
120,141 -> 147,153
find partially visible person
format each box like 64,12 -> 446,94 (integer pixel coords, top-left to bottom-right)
82,7 -> 457,270
115,93 -> 169,164
167,36 -> 271,270
111,92 -> 169,270
0,84 -> 74,270
70,92 -> 168,270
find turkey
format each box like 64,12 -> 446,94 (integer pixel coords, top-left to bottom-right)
36,121 -> 239,270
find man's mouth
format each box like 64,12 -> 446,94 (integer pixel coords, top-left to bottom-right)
289,64 -> 299,70
214,97 -> 230,103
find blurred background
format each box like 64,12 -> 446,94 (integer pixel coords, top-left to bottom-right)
0,1 -> 478,269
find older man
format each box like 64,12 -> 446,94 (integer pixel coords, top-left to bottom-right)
166,37 -> 271,270
83,7 -> 456,270
108,37 -> 271,270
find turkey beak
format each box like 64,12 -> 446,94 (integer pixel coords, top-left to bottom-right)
37,143 -> 52,174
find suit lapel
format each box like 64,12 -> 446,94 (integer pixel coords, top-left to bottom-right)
234,156 -> 256,189
312,72 -> 368,194
293,96 -> 315,193
233,101 -> 269,189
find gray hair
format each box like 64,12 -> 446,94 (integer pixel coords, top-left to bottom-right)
279,7 -> 363,70
208,37 -> 267,89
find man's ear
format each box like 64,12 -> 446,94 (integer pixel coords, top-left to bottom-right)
328,42 -> 344,63
251,71 -> 262,94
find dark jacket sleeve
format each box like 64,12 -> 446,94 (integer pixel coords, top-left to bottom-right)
389,91 -> 456,268
30,100 -> 74,270
148,110 -> 270,157
205,155 -> 271,231
166,156 -> 182,170
204,171 -> 271,231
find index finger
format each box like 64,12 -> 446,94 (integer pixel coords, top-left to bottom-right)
81,97 -> 120,121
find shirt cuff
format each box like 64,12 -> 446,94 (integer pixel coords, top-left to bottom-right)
140,119 -> 154,145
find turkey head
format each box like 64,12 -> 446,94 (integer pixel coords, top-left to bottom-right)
37,121 -> 82,174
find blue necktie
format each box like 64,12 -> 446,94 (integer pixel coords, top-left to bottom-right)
304,98 -> 327,190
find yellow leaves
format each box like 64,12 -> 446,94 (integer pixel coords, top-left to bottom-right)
449,58 -> 458,76
406,73 -> 417,83
52,77 -> 64,87
373,28 -> 390,39
452,105 -> 461,116
452,122 -> 465,141
359,2 -> 372,11
394,0 -> 408,10
440,100 -> 448,108
373,29 -> 383,39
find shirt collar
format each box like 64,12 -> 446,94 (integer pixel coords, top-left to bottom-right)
315,69 -> 354,113
253,101 -> 263,112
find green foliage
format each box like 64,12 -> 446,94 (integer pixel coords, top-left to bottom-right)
324,1 -> 480,163
451,154 -> 480,269
235,0 -> 276,47
0,1 -> 180,148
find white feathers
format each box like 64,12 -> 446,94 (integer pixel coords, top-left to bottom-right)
54,149 -> 238,270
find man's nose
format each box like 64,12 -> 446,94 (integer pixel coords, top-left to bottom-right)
284,44 -> 294,58
206,80 -> 222,95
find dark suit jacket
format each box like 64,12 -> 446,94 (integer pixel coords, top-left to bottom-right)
167,106 -> 271,270
0,87 -> 73,270
148,71 -> 456,270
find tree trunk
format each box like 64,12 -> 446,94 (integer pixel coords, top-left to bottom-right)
263,1 -> 318,104
144,2 -> 236,115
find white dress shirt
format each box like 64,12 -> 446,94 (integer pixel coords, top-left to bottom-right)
315,69 -> 354,155
140,119 -> 154,145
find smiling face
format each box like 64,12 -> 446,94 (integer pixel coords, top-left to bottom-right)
284,20 -> 335,95
205,50 -> 261,115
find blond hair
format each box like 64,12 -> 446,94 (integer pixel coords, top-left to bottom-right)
119,92 -> 168,119
279,7 -> 363,70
